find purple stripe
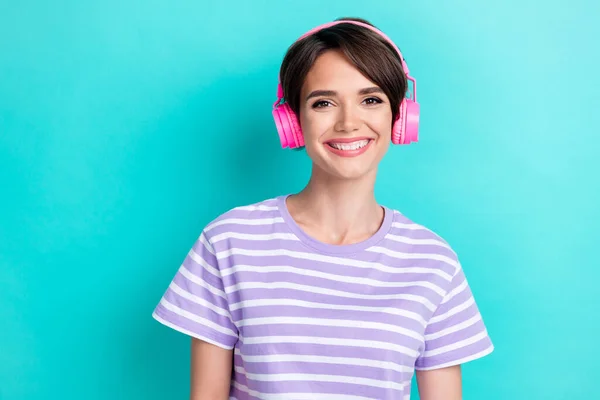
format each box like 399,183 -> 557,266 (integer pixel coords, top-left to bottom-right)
211,237 -> 299,254
225,287 -> 436,313
222,270 -> 444,299
240,324 -> 423,348
212,235 -> 456,261
393,213 -> 443,230
181,257 -> 224,289
426,318 -> 487,350
374,238 -> 458,259
417,334 -> 493,368
172,273 -> 229,310
219,258 -> 453,288
434,283 -> 474,313
211,208 -> 281,221
389,225 -> 450,242
230,304 -> 425,333
210,200 -> 278,217
163,287 -> 232,325
237,341 -> 416,367
232,377 -> 402,398
190,236 -> 217,259
207,222 -> 288,238
216,252 -> 456,282
234,354 -> 406,383
173,268 -> 224,296
229,384 -> 258,400
427,302 -> 480,334
153,304 -> 237,346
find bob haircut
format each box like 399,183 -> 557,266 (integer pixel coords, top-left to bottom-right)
279,17 -> 408,127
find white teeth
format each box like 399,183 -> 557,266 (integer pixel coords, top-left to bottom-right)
329,140 -> 370,151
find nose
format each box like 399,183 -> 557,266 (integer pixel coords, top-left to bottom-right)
334,104 -> 361,133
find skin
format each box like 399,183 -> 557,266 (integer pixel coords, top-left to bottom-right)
190,48 -> 462,399
190,338 -> 232,400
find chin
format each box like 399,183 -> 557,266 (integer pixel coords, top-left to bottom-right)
329,163 -> 378,181
307,140 -> 387,181
311,153 -> 382,181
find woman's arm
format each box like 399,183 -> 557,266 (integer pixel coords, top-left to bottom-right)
416,365 -> 462,400
190,338 -> 233,400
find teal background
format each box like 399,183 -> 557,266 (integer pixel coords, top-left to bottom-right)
1,0 -> 598,398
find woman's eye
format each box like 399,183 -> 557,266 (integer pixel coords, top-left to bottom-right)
312,100 -> 331,108
364,97 -> 383,105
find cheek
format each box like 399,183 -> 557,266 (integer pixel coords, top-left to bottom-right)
371,112 -> 394,140
299,109 -> 328,141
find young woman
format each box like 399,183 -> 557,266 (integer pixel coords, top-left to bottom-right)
153,17 -> 494,400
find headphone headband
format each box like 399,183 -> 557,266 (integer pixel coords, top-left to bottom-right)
276,20 -> 416,103
296,20 -> 410,75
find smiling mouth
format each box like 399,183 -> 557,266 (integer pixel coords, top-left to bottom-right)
326,139 -> 371,151
324,138 -> 374,157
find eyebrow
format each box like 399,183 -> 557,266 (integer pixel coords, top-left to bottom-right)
305,87 -> 384,102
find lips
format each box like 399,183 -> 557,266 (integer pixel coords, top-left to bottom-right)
327,139 -> 370,151
324,137 -> 374,157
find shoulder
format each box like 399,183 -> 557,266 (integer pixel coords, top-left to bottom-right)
201,196 -> 286,241
378,207 -> 462,277
386,208 -> 456,251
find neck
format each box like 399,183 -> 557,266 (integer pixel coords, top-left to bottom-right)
287,165 -> 384,245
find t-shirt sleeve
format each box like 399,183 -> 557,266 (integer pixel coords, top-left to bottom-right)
415,263 -> 494,370
152,231 -> 238,349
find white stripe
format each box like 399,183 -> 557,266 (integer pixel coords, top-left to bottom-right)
233,348 -> 414,373
422,330 -> 489,357
232,381 -> 374,400
205,217 -> 284,231
391,222 -> 426,230
234,204 -> 279,211
152,312 -> 234,350
229,298 -> 428,326
211,232 -> 299,243
242,335 -> 420,358
384,234 -> 451,249
158,298 -> 238,337
225,281 -> 437,311
367,246 -> 459,269
220,264 -> 446,296
239,316 -> 424,341
168,282 -> 233,323
235,366 -> 406,391
216,248 -> 453,281
188,249 -> 220,277
428,297 -> 475,324
178,266 -> 227,299
441,278 -> 469,304
198,233 -> 215,255
424,314 -> 482,341
415,344 -> 494,371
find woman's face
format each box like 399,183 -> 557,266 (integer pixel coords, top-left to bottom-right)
299,49 -> 393,181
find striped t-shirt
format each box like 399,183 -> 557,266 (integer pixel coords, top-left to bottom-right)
152,195 -> 494,399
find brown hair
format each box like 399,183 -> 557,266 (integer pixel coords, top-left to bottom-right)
279,17 -> 408,126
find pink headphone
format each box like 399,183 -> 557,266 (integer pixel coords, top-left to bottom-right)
272,20 -> 420,149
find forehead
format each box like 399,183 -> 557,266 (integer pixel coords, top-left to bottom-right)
302,49 -> 377,94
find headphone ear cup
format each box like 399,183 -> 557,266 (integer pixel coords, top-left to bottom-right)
273,105 -> 289,148
273,103 -> 300,148
403,99 -> 420,144
391,99 -> 419,145
282,103 -> 304,148
391,100 -> 406,145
